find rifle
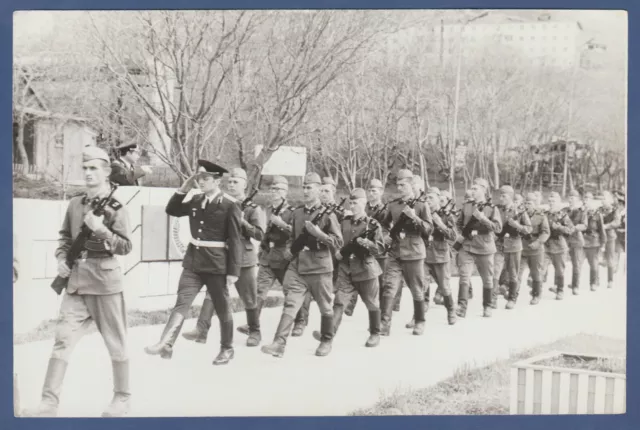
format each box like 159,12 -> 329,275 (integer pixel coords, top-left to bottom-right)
261,198 -> 287,251
545,208 -> 571,240
289,202 -> 340,258
50,182 -> 119,295
497,206 -> 526,239
329,197 -> 347,220
339,219 -> 379,260
453,197 -> 495,251
388,191 -> 426,240
241,189 -> 259,210
437,198 -> 459,218
371,202 -> 388,223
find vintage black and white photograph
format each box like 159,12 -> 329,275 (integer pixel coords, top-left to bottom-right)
12,9 -> 626,417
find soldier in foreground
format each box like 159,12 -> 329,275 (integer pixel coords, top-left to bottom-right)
182,168 -> 265,347
455,178 -> 502,318
261,173 -> 343,358
545,192 -> 575,300
379,169 -> 433,336
493,185 -> 531,310
236,176 -> 294,338
312,188 -> 385,347
567,190 -> 588,294
582,192 -> 606,291
144,160 -> 243,365
519,192 -> 550,305
109,142 -> 151,186
23,147 -> 133,417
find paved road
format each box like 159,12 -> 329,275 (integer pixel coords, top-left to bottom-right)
14,269 -> 626,417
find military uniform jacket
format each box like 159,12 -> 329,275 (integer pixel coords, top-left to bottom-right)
425,212 -> 457,264
366,201 -> 389,258
259,201 -> 294,270
166,191 -> 243,277
496,204 -> 532,253
456,202 -> 502,255
229,197 -> 265,268
567,207 -> 587,248
110,158 -> 146,186
338,215 -> 385,282
545,209 -> 575,254
602,207 -> 621,243
288,203 -> 343,275
382,198 -> 433,261
583,210 -> 606,248
522,211 -> 550,256
56,191 -> 132,295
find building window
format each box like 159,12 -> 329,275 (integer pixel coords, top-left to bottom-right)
564,47 -> 568,52
553,36 -> 557,40
505,35 -> 513,41
520,36 -> 524,41
565,36 -> 569,40
531,36 -> 535,40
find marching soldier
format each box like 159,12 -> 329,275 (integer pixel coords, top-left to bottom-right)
379,169 -> 433,336
496,192 -> 526,297
23,147 -> 133,417
182,168 -> 266,347
519,192 -> 550,305
312,188 -> 385,347
433,189 -> 456,305
343,178 -> 389,316
236,176 -> 295,338
422,187 -> 458,324
493,185 -> 531,309
261,173 -> 343,358
454,178 -> 502,318
600,191 -> 622,288
614,191 -> 626,274
567,190 -> 588,294
109,142 -> 151,186
544,192 -> 575,300
583,192 -> 606,291
144,160 -> 243,365
292,176 -> 342,336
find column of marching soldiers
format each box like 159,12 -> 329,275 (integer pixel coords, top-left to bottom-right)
22,148 -> 626,418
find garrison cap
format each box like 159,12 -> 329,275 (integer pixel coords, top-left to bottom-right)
396,169 -> 413,183
584,191 -> 594,200
322,177 -> 337,187
499,185 -> 514,196
599,191 -> 613,201
349,188 -> 367,200
228,167 -> 247,181
304,172 -> 322,185
272,176 -> 288,187
464,189 -> 474,199
473,178 -> 489,190
83,146 -> 110,163
427,186 -> 441,196
197,159 -> 228,178
525,192 -> 537,202
568,189 -> 580,198
548,191 -> 561,199
441,190 -> 452,199
115,142 -> 138,151
368,179 -> 383,189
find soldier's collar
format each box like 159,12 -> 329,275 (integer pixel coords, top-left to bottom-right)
304,202 -> 321,214
82,186 -> 111,204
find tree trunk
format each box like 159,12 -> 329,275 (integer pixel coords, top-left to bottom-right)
15,114 -> 30,175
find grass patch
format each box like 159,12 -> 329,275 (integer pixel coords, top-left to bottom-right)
534,355 -> 626,374
351,333 -> 626,416
14,295 -> 284,345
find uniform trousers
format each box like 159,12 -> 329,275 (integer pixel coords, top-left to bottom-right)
425,262 -> 452,297
604,239 -> 619,283
257,264 -> 287,301
334,272 -> 380,311
493,251 -> 521,302
584,247 -> 601,286
171,269 -> 232,348
381,257 -> 425,325
568,246 -> 584,289
546,252 -> 566,292
52,292 -> 128,363
518,252 -> 544,297
457,249 -> 494,309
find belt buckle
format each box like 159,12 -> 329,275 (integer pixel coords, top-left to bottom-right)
302,246 -> 310,251
471,230 -> 478,237
269,242 -> 275,249
399,232 -> 406,239
80,250 -> 88,262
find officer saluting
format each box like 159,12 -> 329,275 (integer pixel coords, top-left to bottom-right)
23,146 -> 133,417
261,172 -> 343,358
144,160 -> 243,365
109,142 -> 151,186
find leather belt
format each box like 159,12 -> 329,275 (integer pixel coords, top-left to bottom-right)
80,251 -> 113,259
190,239 -> 226,248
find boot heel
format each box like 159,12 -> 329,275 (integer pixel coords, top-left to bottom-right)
160,347 -> 173,360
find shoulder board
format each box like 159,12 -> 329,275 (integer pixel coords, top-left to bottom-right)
107,198 -> 123,210
222,193 -> 238,203
343,214 -> 354,221
296,204 -> 306,209
69,191 -> 86,200
367,217 -> 380,226
246,202 -> 258,209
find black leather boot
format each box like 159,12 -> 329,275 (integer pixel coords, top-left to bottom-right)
412,300 -> 426,335
213,320 -> 234,365
313,307 -> 343,341
366,310 -> 381,347
457,282 -> 469,318
246,308 -> 261,347
261,314 -> 294,358
482,288 -> 493,317
443,294 -> 457,325
182,299 -> 215,343
102,360 -> 131,417
380,295 -> 393,336
393,287 -> 402,312
315,315 -> 334,356
144,312 -> 185,359
21,358 -> 67,417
